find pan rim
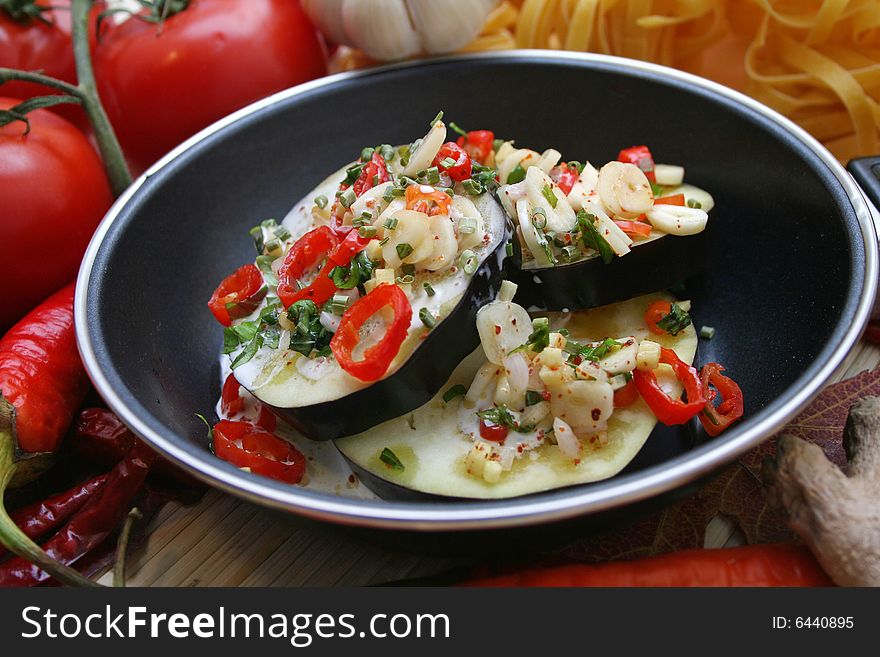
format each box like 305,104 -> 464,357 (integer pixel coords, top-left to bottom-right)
75,50 -> 878,531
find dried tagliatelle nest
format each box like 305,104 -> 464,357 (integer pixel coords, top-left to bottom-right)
330,0 -> 880,162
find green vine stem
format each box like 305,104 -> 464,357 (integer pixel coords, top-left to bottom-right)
0,0 -> 132,197
0,426 -> 100,587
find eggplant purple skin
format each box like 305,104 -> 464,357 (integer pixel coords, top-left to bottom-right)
261,220 -> 513,442
506,228 -> 709,312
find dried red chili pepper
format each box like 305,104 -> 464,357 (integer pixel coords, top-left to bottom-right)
72,407 -> 200,486
0,440 -> 157,587
0,474 -> 108,560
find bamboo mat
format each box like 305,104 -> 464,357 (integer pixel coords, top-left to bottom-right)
95,340 -> 880,587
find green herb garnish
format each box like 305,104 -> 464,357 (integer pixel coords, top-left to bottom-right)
541,184 -> 558,208
443,384 -> 467,403
476,405 -> 534,433
506,162 -> 526,184
380,448 -> 405,471
656,303 -> 692,336
423,282 -> 436,297
314,195 -> 328,209
525,390 -> 545,406
396,242 -> 414,260
419,307 -> 436,329
578,210 -> 614,265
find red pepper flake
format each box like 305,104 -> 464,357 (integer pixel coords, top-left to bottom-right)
495,325 -> 502,335
592,408 -> 601,421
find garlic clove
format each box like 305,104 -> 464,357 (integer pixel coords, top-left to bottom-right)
406,0 -> 499,55
302,0 -> 350,48
342,0 -> 421,61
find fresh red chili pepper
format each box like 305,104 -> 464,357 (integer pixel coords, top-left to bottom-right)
207,264 -> 267,327
553,162 -> 581,196
654,193 -> 686,206
0,440 -> 157,587
614,220 -> 653,239
479,420 -> 508,443
330,283 -> 412,382
277,226 -> 339,308
256,404 -> 277,432
633,348 -> 706,425
352,151 -> 390,197
71,408 -> 199,486
433,141 -> 472,182
212,420 -> 305,484
0,282 -> 89,455
221,372 -> 245,416
613,378 -> 640,408
698,363 -> 745,437
405,183 -> 452,216
0,474 -> 108,560
644,300 -> 672,335
618,145 -> 656,182
456,129 -> 494,164
278,227 -> 372,308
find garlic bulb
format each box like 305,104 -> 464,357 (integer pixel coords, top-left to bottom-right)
303,0 -> 499,61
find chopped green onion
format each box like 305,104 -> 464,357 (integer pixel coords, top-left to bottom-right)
419,307 -> 436,329
330,261 -> 361,290
423,282 -> 436,297
391,186 -> 406,198
344,163 -> 364,185
358,226 -> 377,238
379,237 -> 390,246
255,255 -> 278,287
532,210 -> 547,231
396,274 -> 415,284
353,212 -> 372,227
650,181 -> 665,197
568,160 -> 585,174
443,384 -> 467,403
541,184 -> 558,209
493,138 -> 504,152
525,390 -> 545,406
420,166 -> 440,185
560,245 -> 580,262
700,325 -> 716,339
314,194 -> 328,209
687,198 -> 703,209
430,110 -> 444,126
448,121 -> 468,137
396,242 -> 414,260
360,146 -> 375,161
506,163 -> 526,185
328,295 -> 350,316
440,157 -> 456,169
379,144 -> 394,161
458,217 -> 477,234
462,179 -> 483,195
460,249 -> 478,275
339,188 -> 356,208
401,263 -> 416,276
380,447 -> 405,471
505,242 -> 514,257
384,217 -> 399,231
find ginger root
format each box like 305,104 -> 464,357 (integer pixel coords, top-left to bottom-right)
762,396 -> 880,586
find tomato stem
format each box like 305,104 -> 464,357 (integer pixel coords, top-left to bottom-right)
71,0 -> 131,197
0,425 -> 101,587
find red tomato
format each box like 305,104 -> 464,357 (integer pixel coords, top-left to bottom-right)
479,420 -> 508,443
93,0 -> 327,173
208,264 -> 267,326
0,97 -> 112,330
0,3 -> 86,127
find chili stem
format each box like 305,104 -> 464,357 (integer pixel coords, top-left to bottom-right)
0,430 -> 100,587
113,507 -> 142,587
71,0 -> 131,197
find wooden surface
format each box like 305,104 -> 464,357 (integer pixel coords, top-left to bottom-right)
97,339 -> 880,587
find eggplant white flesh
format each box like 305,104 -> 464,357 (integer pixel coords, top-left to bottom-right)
229,160 -> 510,441
336,292 -> 698,499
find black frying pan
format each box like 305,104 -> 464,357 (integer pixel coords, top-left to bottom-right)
75,52 -> 879,536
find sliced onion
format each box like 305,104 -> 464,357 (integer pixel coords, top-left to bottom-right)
503,353 -> 529,409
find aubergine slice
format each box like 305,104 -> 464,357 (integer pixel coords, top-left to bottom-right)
228,162 -> 512,442
497,152 -> 714,312
335,292 -> 698,500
